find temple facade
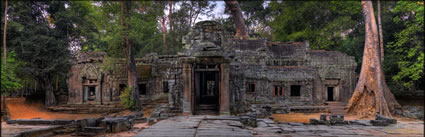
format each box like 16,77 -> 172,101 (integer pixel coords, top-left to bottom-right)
67,21 -> 357,115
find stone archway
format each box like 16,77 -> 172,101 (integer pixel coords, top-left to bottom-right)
181,57 -> 230,115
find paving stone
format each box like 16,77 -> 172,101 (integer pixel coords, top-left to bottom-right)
288,122 -> 304,126
292,127 -> 310,132
318,133 -> 337,137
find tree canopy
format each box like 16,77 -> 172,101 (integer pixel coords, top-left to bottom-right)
1,1 -> 423,105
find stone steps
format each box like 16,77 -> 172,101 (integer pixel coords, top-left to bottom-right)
47,103 -> 125,114
326,102 -> 347,115
195,104 -> 219,115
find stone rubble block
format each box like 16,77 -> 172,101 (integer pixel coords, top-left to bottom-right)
349,120 -> 372,126
376,114 -> 397,124
320,114 -> 328,121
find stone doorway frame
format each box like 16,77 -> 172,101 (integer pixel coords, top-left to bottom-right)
181,57 -> 230,115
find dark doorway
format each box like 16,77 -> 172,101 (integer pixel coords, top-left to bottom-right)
88,86 -> 96,101
195,70 -> 219,114
119,84 -> 127,95
290,85 -> 301,96
139,84 -> 147,95
327,87 -> 334,101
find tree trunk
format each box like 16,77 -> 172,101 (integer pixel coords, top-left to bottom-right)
43,77 -> 56,106
2,0 -> 8,115
225,0 -> 248,39
55,75 -> 59,91
345,1 -> 400,117
121,1 -> 140,111
160,16 -> 167,48
377,0 -> 384,62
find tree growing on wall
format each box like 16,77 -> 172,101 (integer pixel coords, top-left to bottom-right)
225,0 -> 248,39
345,1 -> 400,117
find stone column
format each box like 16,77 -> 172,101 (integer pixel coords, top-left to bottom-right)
96,85 -> 101,104
182,63 -> 192,115
83,86 -> 88,104
220,63 -> 230,115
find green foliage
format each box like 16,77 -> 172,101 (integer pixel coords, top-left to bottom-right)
100,57 -> 119,73
6,1 -> 71,84
119,87 -> 135,109
268,1 -> 362,50
388,1 -> 424,90
91,1 -> 164,57
1,51 -> 23,95
163,1 -> 216,55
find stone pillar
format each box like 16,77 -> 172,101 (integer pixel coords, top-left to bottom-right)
83,86 -> 88,104
182,63 -> 192,115
96,85 -> 101,104
220,63 -> 230,115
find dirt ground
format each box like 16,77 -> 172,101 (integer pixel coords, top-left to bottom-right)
5,97 -> 101,120
272,112 -> 421,123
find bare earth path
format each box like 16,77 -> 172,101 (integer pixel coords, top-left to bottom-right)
5,98 -> 101,120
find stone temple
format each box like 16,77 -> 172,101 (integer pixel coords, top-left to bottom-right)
66,21 -> 357,115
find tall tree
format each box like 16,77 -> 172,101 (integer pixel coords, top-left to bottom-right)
6,1 -> 71,106
225,0 -> 248,39
388,1 -> 424,91
2,0 -> 8,114
377,0 -> 384,62
346,1 -> 400,117
2,0 -> 7,65
120,1 -> 140,111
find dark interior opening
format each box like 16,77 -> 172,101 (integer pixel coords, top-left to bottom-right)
195,70 -> 219,114
279,87 -> 283,96
290,85 -> 301,96
88,86 -> 96,101
119,84 -> 127,95
273,86 -> 284,96
139,84 -> 147,95
163,81 -> 169,93
247,83 -> 255,92
328,87 -> 334,101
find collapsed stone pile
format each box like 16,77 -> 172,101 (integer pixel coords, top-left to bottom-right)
309,113 -> 398,126
149,104 -> 181,120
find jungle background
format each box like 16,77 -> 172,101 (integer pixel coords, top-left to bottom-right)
1,1 -> 423,105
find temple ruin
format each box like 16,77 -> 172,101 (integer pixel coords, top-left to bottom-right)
66,21 -> 357,115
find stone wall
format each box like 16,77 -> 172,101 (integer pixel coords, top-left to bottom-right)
67,21 -> 357,116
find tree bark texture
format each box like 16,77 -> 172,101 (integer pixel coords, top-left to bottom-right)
160,16 -> 167,48
2,0 -> 8,114
377,0 -> 384,62
121,1 -> 140,111
346,1 -> 400,117
43,77 -> 56,106
3,0 -> 7,65
225,0 -> 248,39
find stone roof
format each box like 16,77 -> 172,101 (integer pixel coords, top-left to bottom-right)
266,66 -> 314,81
74,51 -> 107,63
266,42 -> 307,60
235,39 -> 267,51
309,50 -> 357,67
243,65 -> 314,82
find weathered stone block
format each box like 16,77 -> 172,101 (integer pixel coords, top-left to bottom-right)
370,120 -> 390,126
320,114 -> 327,121
376,114 -> 397,124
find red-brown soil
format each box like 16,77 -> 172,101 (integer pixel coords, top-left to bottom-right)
272,112 -> 420,123
6,97 -> 101,120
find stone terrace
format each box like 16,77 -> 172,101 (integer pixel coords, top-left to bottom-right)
135,116 -> 253,137
134,116 -> 424,137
